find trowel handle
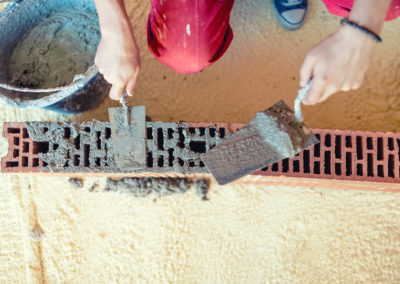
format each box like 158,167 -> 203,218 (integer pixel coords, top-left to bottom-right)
119,91 -> 128,108
294,79 -> 313,122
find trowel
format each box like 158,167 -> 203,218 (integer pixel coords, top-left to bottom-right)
108,92 -> 146,170
201,81 -> 319,185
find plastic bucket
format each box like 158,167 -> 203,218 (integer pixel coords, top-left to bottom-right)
0,0 -> 110,114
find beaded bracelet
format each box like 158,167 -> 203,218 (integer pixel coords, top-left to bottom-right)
340,18 -> 382,43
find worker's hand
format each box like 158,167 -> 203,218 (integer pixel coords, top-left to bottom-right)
95,21 -> 140,100
299,25 -> 376,105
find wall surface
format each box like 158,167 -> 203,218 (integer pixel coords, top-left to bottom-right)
0,1 -> 399,283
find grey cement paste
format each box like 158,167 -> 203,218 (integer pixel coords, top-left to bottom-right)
8,6 -> 100,89
105,177 -> 210,199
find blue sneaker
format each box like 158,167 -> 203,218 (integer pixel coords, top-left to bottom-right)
272,0 -> 308,30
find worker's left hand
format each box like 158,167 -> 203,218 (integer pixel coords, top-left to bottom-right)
299,25 -> 376,105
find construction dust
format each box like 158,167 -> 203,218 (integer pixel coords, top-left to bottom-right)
8,6 -> 100,89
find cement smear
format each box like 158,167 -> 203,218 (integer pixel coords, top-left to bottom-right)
105,177 -> 211,199
68,178 -> 83,188
8,6 -> 100,89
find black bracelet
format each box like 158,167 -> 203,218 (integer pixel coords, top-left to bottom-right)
340,18 -> 382,43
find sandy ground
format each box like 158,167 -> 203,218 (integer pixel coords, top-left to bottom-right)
0,1 -> 400,283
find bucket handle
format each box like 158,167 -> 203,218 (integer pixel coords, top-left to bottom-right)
0,74 -> 87,94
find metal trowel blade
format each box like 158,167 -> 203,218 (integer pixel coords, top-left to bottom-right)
108,105 -> 146,170
201,100 -> 319,185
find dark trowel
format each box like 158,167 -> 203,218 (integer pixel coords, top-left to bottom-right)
108,92 -> 146,171
201,99 -> 319,185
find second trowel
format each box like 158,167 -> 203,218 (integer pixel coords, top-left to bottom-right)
108,92 -> 146,171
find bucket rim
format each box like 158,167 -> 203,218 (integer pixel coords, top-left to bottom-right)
0,65 -> 100,108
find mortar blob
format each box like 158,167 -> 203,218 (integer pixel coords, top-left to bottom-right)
8,6 -> 100,90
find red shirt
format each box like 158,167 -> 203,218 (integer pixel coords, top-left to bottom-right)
321,0 -> 400,21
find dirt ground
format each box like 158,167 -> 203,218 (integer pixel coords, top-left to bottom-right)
0,1 -> 399,283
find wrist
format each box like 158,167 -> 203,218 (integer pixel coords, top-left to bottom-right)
338,25 -> 377,47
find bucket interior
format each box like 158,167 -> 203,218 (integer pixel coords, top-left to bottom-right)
0,0 -> 100,102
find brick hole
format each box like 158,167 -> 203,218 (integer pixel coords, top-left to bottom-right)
95,158 -> 101,167
189,141 -> 206,153
335,135 -> 341,159
13,137 -> 19,146
22,142 -> 29,153
261,166 -> 268,171
53,143 -> 59,151
219,128 -> 226,138
356,164 -> 363,176
282,158 -> 289,173
324,152 -> 331,174
314,143 -> 320,157
74,135 -> 81,150
147,127 -> 153,139
64,161 -> 70,168
6,161 -> 18,168
168,148 -> 174,167
356,136 -> 363,160
34,141 -> 49,153
157,128 -> 164,150
366,137 -> 373,150
313,161 -> 320,174
7,128 -> 20,134
346,152 -> 352,176
388,154 -> 394,178
64,127 -> 71,139
388,137 -> 394,151
377,137 -> 383,161
367,153 -> 374,177
324,134 -> 331,147
345,136 -> 352,147
178,158 -> 184,167
209,128 -> 216,137
74,155 -> 80,166
178,127 -> 185,149
189,127 -> 196,134
199,127 -> 205,136
22,128 -> 29,138
335,163 -> 341,175
96,131 -> 101,149
32,158 -> 39,167
42,161 -> 48,167
84,145 -> 90,167
315,133 -> 321,140
377,165 -> 384,177
147,152 -> 153,168
293,160 -> 300,173
271,163 -> 279,172
22,156 -> 28,167
167,128 -> 174,139
105,127 -> 111,139
303,150 -> 310,173
43,127 -> 48,134
189,160 -> 195,167
158,156 -> 164,167
12,149 -> 19,158
199,161 -> 205,167
84,127 -> 91,133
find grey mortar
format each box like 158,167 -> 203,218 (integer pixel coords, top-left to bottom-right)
25,121 -> 226,174
68,177 -> 83,188
104,177 -> 193,198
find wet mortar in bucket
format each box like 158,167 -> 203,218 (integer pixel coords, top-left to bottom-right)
8,6 -> 100,91
0,0 -> 109,113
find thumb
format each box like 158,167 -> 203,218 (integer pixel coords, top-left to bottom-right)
109,84 -> 125,100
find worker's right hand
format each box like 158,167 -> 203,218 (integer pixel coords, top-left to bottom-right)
95,21 -> 140,100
